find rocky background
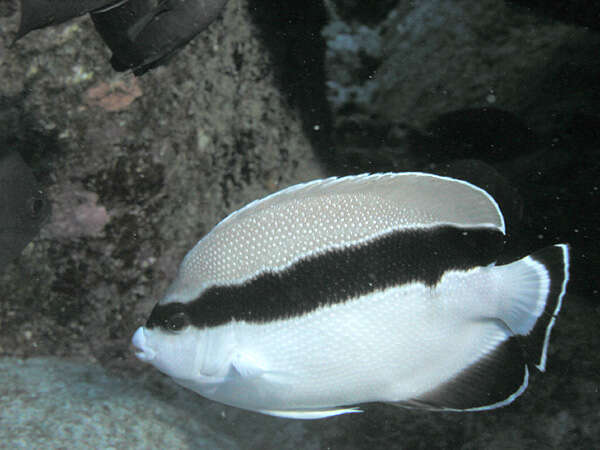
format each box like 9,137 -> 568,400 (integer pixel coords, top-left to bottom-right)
1,0 -> 598,448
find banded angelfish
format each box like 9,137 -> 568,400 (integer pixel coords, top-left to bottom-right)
132,172 -> 569,419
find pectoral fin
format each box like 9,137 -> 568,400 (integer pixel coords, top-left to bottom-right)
230,352 -> 266,379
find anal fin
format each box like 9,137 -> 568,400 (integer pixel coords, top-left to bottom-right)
392,337 -> 529,411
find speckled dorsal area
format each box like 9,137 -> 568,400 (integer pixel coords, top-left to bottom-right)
162,173 -> 504,304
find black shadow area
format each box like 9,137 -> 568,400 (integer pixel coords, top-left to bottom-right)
247,0 -> 335,169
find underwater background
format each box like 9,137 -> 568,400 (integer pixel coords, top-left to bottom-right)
1,0 -> 598,448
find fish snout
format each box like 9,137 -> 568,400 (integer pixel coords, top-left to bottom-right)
132,327 -> 156,362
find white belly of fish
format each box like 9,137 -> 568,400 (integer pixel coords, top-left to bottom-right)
181,266 -> 507,415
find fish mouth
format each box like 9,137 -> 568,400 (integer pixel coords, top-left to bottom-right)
132,327 -> 156,362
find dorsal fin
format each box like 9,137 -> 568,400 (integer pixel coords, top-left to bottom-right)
221,172 -> 505,232
165,173 -> 505,303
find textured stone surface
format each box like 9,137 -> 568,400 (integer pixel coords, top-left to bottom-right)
0,357 -> 239,449
0,0 -> 325,363
324,0 -> 592,130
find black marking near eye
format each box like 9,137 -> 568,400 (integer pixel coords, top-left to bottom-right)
148,303 -> 189,331
146,225 -> 504,330
166,312 -> 190,331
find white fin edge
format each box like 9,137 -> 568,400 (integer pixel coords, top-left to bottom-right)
459,364 -> 529,412
537,243 -> 570,372
397,365 -> 530,413
93,0 -> 128,13
433,365 -> 530,412
216,172 -> 506,234
257,406 -> 363,419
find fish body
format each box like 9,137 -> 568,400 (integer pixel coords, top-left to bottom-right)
132,172 -> 569,419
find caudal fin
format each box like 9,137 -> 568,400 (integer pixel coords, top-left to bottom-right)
495,244 -> 570,372
392,244 -> 570,413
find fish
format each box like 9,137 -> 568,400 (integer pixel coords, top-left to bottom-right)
15,0 -> 125,39
15,0 -> 229,75
0,151 -> 49,272
90,0 -> 229,74
132,172 -> 569,419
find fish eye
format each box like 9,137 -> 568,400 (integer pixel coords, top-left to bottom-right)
163,312 -> 190,332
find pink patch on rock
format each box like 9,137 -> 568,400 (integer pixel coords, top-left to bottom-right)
85,78 -> 143,112
47,186 -> 110,239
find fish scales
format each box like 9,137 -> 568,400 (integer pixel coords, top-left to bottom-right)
132,172 -> 569,419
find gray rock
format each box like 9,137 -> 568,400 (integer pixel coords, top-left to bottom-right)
0,357 -> 239,448
0,0 -> 325,360
323,0 -> 592,130
1,357 -> 328,449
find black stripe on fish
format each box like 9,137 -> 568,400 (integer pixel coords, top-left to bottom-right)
146,225 -> 505,330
